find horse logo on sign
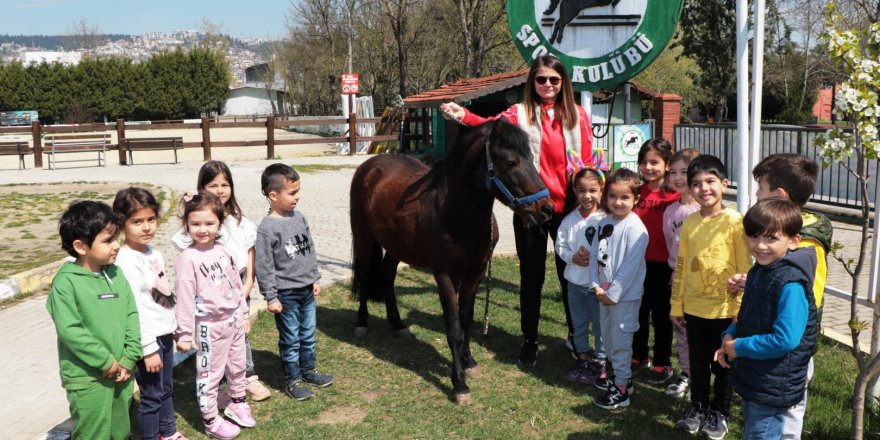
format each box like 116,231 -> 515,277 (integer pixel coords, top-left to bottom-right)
508,0 -> 683,92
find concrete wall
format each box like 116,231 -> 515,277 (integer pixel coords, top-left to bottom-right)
223,87 -> 277,116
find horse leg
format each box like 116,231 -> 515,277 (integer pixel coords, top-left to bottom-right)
458,275 -> 481,378
380,254 -> 409,336
435,273 -> 470,405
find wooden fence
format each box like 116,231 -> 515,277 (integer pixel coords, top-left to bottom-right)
0,112 -> 412,168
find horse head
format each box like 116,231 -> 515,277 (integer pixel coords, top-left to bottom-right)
483,119 -> 553,227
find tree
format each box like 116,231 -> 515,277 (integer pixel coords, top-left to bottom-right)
814,3 -> 880,438
676,0 -> 738,121
453,0 -> 509,77
634,32 -> 705,122
66,17 -> 103,58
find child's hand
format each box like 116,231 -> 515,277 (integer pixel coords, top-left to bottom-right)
713,348 -> 731,368
594,287 -> 615,305
572,246 -> 590,267
670,316 -> 686,331
115,366 -> 131,382
313,283 -> 322,297
144,352 -> 163,373
727,273 -> 747,293
102,359 -> 121,379
176,340 -> 192,353
244,319 -> 252,334
267,302 -> 283,314
721,336 -> 737,361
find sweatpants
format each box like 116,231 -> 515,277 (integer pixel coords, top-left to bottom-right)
685,314 -> 733,415
632,261 -> 673,366
66,378 -> 133,440
135,333 -> 177,440
600,299 -> 641,387
195,317 -> 247,419
514,212 -> 570,342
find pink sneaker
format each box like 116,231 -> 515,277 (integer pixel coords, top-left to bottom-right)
204,417 -> 240,440
224,401 -> 257,428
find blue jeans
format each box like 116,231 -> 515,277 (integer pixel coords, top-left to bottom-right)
568,282 -> 604,357
135,333 -> 176,440
742,399 -> 787,439
274,286 -> 317,382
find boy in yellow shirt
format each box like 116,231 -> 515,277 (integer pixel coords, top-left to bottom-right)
670,155 -> 752,440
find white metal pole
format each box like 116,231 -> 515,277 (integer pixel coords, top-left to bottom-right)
748,0 -> 766,209
736,0 -> 751,214
868,170 -> 880,406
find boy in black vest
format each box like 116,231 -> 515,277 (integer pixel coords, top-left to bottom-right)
716,199 -> 817,439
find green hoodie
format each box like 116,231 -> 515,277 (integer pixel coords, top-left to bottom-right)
46,262 -> 141,390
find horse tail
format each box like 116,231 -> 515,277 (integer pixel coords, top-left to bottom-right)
351,240 -> 386,303
350,166 -> 387,303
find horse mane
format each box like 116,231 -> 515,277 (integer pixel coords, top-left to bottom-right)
430,119 -> 533,186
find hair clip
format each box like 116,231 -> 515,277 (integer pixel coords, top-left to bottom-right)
183,191 -> 196,203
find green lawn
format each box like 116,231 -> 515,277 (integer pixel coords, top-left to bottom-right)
168,255 -> 878,439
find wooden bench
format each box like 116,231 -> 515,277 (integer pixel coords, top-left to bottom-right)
0,141 -> 32,170
44,133 -> 110,170
124,137 -> 183,165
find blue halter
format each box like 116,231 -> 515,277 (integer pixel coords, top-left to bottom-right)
483,136 -> 550,209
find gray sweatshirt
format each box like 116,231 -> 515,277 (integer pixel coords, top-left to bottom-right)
588,212 -> 649,303
255,211 -> 320,304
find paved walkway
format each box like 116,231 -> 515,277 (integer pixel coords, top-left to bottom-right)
0,149 -> 876,439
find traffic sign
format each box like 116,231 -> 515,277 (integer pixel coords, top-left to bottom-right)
342,73 -> 359,95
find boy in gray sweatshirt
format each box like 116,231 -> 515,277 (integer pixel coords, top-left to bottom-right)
255,163 -> 334,401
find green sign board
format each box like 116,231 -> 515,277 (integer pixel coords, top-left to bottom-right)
507,0 -> 684,92
612,123 -> 652,171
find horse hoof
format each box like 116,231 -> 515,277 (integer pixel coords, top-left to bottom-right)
395,327 -> 414,339
454,393 -> 472,406
354,327 -> 368,338
465,366 -> 482,378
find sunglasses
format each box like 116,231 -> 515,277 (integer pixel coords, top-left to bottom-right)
535,75 -> 562,86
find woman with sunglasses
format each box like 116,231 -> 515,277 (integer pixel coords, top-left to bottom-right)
440,54 -> 597,366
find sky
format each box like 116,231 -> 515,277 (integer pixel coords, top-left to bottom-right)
1,0 -> 290,39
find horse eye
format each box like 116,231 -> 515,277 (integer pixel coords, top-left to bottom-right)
506,160 -> 518,168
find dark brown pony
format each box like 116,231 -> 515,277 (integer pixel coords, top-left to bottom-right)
349,119 -> 553,405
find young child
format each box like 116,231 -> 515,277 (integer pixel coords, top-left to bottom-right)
174,192 -> 255,440
633,139 -> 680,384
113,188 -> 187,440
172,161 -> 270,401
556,167 -> 606,384
661,148 -> 701,398
743,153 -> 830,438
587,168 -> 649,410
47,201 -> 141,440
716,198 -> 817,439
255,163 -> 334,401
670,154 -> 751,439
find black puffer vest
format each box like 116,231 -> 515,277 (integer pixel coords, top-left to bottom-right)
732,247 -> 817,408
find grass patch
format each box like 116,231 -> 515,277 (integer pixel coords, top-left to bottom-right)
289,164 -> 357,173
167,255 -> 874,439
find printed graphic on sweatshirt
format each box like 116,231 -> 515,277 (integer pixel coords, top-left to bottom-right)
198,255 -> 240,300
284,234 -> 313,260
689,244 -> 740,299
132,253 -> 174,309
596,224 -> 614,288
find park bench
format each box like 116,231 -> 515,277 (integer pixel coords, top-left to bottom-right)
124,137 -> 184,165
0,141 -> 32,170
44,133 -> 110,170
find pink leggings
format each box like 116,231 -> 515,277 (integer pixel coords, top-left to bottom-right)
194,318 -> 247,419
673,322 -> 690,376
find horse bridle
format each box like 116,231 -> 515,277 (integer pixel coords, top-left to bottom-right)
483,136 -> 550,209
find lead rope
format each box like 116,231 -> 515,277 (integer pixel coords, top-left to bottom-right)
482,219 -> 493,335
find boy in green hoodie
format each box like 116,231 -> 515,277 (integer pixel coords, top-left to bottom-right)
47,201 -> 141,440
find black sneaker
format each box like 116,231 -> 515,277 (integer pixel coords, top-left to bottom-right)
594,373 -> 614,391
676,403 -> 707,434
700,410 -> 729,440
594,384 -> 630,410
647,366 -> 674,385
284,379 -> 313,401
630,357 -> 651,374
303,369 -> 335,387
518,340 -> 538,366
664,374 -> 690,399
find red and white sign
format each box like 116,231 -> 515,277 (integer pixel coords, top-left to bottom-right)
342,73 -> 359,95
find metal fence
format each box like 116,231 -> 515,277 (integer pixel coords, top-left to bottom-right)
674,123 -> 877,209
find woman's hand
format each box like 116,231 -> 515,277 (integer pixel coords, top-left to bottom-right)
439,102 -> 465,121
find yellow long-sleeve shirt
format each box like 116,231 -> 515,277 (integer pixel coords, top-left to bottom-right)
671,207 -> 752,319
